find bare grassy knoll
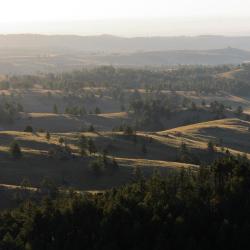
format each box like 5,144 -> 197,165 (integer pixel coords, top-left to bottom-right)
158,118 -> 250,157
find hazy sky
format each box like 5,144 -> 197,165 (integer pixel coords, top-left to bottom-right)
1,0 -> 250,36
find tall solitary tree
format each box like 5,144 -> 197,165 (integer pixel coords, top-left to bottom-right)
78,135 -> 87,156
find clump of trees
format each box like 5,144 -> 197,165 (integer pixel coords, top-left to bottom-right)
48,145 -> 72,160
77,135 -> 97,156
88,152 -> 119,176
24,125 -> 33,133
0,100 -> 22,124
178,141 -> 200,164
64,106 -> 86,116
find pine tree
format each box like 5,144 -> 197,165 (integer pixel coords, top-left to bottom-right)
46,131 -> 51,141
78,135 -> 87,156
88,124 -> 95,132
53,104 -> 58,114
9,141 -> 22,159
207,140 -> 215,153
89,159 -> 103,176
88,139 -> 97,155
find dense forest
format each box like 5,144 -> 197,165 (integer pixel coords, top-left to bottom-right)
1,155 -> 250,250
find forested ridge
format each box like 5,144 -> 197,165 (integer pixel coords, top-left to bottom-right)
1,155 -> 250,250
3,65 -> 250,95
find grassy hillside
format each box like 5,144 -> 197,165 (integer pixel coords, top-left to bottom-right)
0,118 -> 249,192
0,130 -> 198,191
158,118 -> 250,157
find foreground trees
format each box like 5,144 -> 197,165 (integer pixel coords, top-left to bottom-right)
1,155 -> 250,249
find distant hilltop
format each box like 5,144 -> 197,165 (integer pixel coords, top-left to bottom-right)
0,35 -> 250,74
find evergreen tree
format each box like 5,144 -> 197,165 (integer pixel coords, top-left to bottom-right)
53,104 -> 58,114
88,139 -> 97,155
88,124 -> 95,132
78,135 -> 87,156
207,140 -> 215,153
9,141 -> 22,159
46,131 -> 51,141
89,158 -> 103,176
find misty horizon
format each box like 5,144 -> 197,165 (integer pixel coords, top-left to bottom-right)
1,17 -> 250,37
1,0 -> 250,37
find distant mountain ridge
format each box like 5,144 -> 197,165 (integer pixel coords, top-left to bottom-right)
1,34 -> 250,52
0,35 -> 250,73
93,47 -> 250,66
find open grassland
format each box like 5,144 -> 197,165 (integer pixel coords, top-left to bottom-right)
1,118 -> 249,161
0,130 -> 196,191
217,68 -> 243,79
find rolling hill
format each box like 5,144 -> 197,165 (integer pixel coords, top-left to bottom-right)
0,118 -> 249,192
